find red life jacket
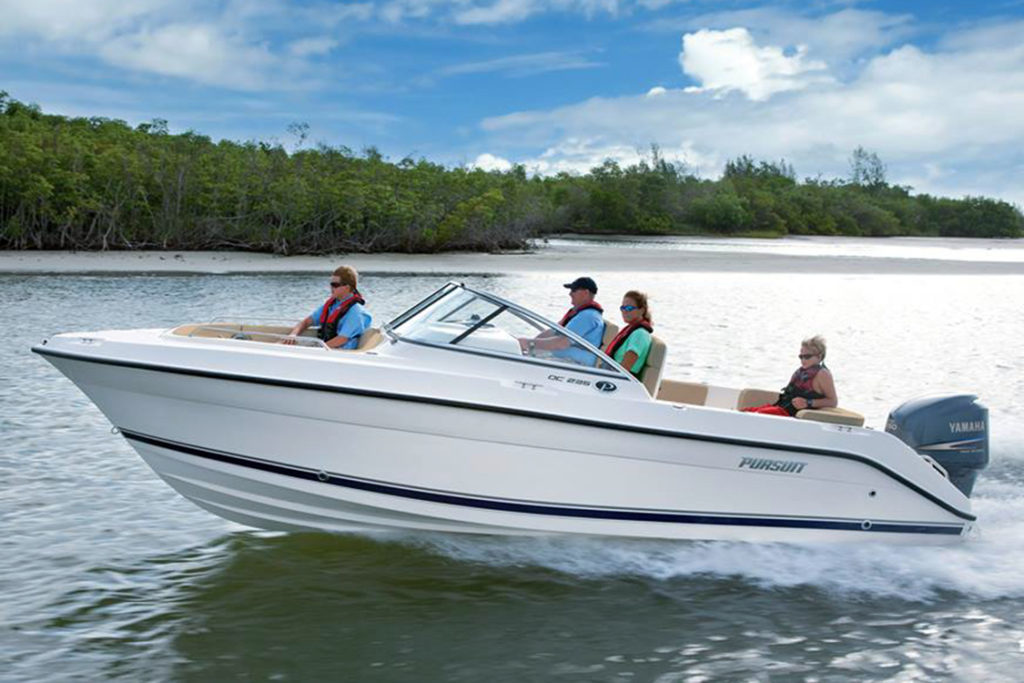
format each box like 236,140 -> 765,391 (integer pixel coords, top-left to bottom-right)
317,293 -> 365,341
775,363 -> 827,415
604,320 -> 653,358
559,301 -> 603,326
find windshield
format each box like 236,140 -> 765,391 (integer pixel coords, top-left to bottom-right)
389,284 -> 623,374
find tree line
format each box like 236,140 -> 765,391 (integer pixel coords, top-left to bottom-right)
1,91 -> 1020,254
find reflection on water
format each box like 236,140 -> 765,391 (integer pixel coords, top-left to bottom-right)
542,234 -> 1024,263
3,256 -> 1024,680
25,532 -> 1024,681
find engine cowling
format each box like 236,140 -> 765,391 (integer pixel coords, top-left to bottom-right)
885,394 -> 989,497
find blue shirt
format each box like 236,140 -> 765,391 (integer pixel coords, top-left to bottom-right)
558,307 -> 605,365
310,298 -> 372,349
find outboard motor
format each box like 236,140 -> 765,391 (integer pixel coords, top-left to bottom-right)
885,394 -> 989,497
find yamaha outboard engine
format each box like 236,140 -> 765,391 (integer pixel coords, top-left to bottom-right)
885,394 -> 989,497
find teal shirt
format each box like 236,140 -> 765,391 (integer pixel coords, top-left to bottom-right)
612,327 -> 652,377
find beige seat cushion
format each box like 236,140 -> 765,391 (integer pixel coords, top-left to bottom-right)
637,335 -> 667,397
737,388 -> 781,410
355,327 -> 384,350
736,387 -> 865,426
600,319 -> 619,348
795,407 -> 865,427
595,319 -> 620,367
657,379 -> 708,405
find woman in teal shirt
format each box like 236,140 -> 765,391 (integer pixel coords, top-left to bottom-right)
604,290 -> 653,377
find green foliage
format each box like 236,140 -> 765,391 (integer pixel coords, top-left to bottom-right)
849,146 -> 887,189
919,195 -> 1024,238
687,190 -> 752,233
0,94 -> 1020,253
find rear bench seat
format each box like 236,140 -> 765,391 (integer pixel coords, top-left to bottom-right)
657,380 -> 709,405
736,388 -> 865,427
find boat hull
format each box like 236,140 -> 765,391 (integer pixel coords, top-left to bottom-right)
39,348 -> 973,544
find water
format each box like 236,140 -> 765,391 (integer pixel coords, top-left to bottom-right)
544,235 -> 1024,264
3,241 -> 1024,680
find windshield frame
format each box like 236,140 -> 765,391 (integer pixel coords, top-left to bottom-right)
384,282 -> 634,381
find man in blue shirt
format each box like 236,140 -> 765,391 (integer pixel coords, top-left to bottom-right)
284,265 -> 371,349
519,276 -> 605,365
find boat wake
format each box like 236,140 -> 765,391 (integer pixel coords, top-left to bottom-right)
403,448 -> 1024,603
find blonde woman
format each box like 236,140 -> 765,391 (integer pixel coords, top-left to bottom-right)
604,290 -> 653,378
745,335 -> 837,417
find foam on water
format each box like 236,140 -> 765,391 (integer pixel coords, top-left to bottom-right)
406,443 -> 1024,603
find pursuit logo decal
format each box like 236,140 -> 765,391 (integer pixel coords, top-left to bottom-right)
738,457 -> 807,474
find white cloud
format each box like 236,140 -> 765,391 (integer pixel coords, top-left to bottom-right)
646,7 -> 916,69
455,0 -> 540,25
635,0 -> 678,9
380,0 -> 448,24
0,0 -> 172,42
478,18 -> 1024,204
680,28 -> 831,101
318,2 -> 376,25
505,138 -> 715,176
98,23 -> 279,90
438,51 -> 603,77
473,152 -> 514,171
453,0 -> 624,26
646,86 -> 667,97
289,36 -> 339,57
0,0 -> 340,90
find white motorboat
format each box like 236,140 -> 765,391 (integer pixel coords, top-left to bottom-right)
33,282 -> 989,544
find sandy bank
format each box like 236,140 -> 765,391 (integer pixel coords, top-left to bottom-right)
2,243 -> 1023,275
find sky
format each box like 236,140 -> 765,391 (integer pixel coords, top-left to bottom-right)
1,0 -> 1022,205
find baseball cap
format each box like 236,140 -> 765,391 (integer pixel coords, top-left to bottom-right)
563,276 -> 597,293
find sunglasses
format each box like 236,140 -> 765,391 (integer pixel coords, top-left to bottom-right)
620,305 -> 639,312
329,281 -> 344,288
798,353 -> 818,360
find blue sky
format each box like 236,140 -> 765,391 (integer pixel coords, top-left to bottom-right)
2,0 -> 1023,204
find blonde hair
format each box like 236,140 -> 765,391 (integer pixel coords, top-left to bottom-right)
624,290 -> 653,325
801,334 -> 826,361
332,265 -> 359,291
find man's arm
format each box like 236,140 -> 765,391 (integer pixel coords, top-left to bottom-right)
329,307 -> 369,350
282,316 -> 314,344
793,370 -> 838,409
325,334 -> 350,349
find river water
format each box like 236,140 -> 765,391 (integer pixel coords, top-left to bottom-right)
3,239 -> 1024,680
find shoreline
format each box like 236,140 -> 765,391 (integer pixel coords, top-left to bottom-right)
2,240 -> 1024,275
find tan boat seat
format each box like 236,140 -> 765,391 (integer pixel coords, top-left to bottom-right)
736,388 -> 781,410
600,319 -> 619,348
171,323 -> 299,342
595,319 -> 620,367
637,335 -> 667,397
355,327 -> 384,351
657,379 -> 709,405
795,407 -> 866,427
736,387 -> 865,427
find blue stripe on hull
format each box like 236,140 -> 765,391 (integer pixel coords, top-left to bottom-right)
122,430 -> 965,536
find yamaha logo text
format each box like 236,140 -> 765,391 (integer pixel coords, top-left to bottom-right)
950,420 -> 985,433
